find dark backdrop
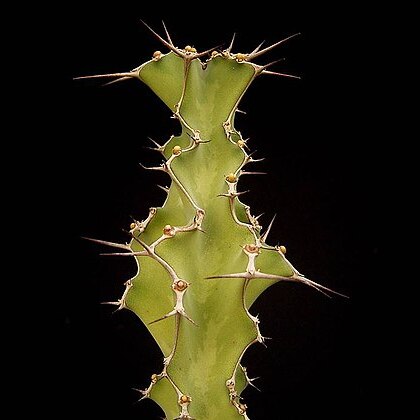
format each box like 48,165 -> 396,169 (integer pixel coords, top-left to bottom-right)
64,5 -> 381,419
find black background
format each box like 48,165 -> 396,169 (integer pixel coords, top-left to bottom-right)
64,4 -> 382,419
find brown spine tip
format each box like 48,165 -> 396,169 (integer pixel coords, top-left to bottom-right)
173,280 -> 188,292
279,245 -> 287,254
163,224 -> 175,236
172,145 -> 182,156
180,394 -> 191,404
226,173 -> 237,183
130,222 -> 137,230
244,243 -> 259,253
152,50 -> 162,60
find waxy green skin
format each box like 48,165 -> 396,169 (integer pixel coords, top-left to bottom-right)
79,35 -> 340,419
128,53 -> 288,419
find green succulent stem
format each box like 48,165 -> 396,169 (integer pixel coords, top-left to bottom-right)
77,24 -> 343,419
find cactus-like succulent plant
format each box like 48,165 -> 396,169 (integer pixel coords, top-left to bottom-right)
75,22 -> 346,419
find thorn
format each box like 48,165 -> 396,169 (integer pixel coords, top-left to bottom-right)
227,33 -> 236,53
248,156 -> 265,163
101,300 -> 125,314
217,190 -> 249,198
252,271 -> 300,281
242,271 -> 348,298
147,136 -> 163,149
248,378 -> 261,392
157,184 -> 169,193
180,310 -> 198,326
260,70 -> 301,80
258,336 -> 269,348
261,70 -> 301,80
161,20 -> 174,46
100,251 -> 147,257
129,233 -> 154,255
247,33 -> 301,61
261,214 -> 276,243
206,272 -> 250,280
295,275 -> 349,299
130,63 -> 143,72
101,300 -> 121,306
259,58 -> 286,72
132,387 -> 149,402
139,162 -> 165,172
255,213 -> 264,221
241,366 -> 262,392
140,20 -> 184,56
194,44 -> 223,58
144,145 -> 161,152
149,309 -> 198,326
81,236 -> 130,251
240,171 -> 267,176
236,190 -> 250,197
102,76 -> 132,87
236,109 -> 247,115
206,270 -> 298,283
149,309 -> 177,325
187,131 -> 210,144
73,72 -> 139,81
250,40 -> 265,55
246,150 -> 265,163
